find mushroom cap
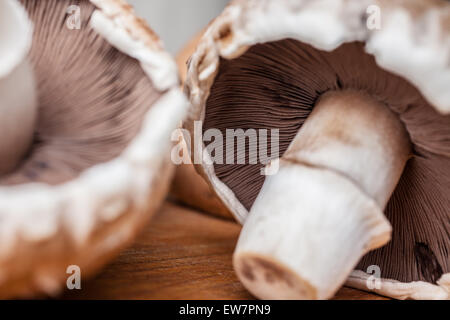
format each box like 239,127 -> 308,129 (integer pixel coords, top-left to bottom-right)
0,0 -> 187,298
185,0 -> 450,299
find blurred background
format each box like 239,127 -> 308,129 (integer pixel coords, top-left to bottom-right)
128,0 -> 229,54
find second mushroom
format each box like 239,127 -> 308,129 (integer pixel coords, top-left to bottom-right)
185,0 -> 450,300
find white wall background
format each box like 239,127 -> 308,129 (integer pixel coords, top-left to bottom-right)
128,0 -> 229,54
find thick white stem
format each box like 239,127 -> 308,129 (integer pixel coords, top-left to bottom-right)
234,90 -> 411,299
0,0 -> 36,175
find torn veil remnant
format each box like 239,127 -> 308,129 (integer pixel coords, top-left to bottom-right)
185,0 -> 450,300
0,0 -> 187,298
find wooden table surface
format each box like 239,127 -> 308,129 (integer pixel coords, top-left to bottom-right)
63,202 -> 387,300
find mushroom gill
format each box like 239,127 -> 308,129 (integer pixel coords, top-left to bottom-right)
203,39 -> 450,284
0,0 -> 162,185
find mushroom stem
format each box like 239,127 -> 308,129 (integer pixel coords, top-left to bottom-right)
0,0 -> 36,175
233,90 -> 412,299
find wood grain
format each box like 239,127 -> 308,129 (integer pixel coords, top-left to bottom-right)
63,202 -> 387,300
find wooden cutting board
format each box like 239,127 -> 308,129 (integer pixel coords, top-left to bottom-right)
63,202 -> 387,300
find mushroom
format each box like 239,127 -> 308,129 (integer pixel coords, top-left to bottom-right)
184,0 -> 450,299
0,0 -> 187,298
